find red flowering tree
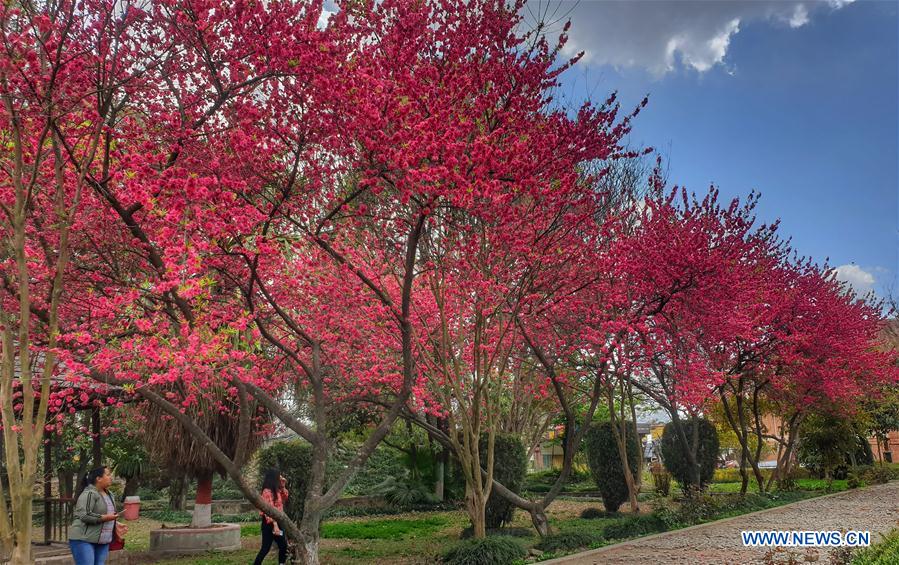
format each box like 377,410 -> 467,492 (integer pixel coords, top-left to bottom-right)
0,0 -> 648,559
740,264 -> 897,490
608,188 -> 897,494
0,0 -> 141,558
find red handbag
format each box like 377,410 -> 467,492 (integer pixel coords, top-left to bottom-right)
109,522 -> 125,551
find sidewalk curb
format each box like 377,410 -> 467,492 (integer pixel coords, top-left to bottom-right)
539,481 -> 898,564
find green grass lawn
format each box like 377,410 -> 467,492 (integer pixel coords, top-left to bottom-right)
322,515 -> 451,540
238,515 -> 452,541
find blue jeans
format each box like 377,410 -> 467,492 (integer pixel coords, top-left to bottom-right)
69,540 -> 110,565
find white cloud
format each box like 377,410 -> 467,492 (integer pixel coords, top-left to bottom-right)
833,263 -> 877,296
542,0 -> 856,76
789,5 -> 810,28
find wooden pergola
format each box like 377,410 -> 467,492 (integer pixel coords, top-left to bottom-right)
29,377 -> 137,544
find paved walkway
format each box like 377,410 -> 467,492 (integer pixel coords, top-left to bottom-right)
545,481 -> 899,564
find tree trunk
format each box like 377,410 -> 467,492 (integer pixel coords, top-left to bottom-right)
465,487 -> 488,538
10,488 -> 32,565
297,510 -> 323,565
626,383 -> 643,492
529,505 -> 550,537
124,476 -> 140,497
621,457 -> 639,512
191,472 -> 213,528
73,447 -> 90,501
608,381 -> 639,512
739,452 -> 749,495
434,457 -> 445,501
0,535 -> 12,563
169,474 -> 187,511
91,408 -> 102,467
59,469 -> 74,498
609,411 -> 639,512
668,412 -> 702,492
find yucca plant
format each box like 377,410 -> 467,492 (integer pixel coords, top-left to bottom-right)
373,471 -> 440,507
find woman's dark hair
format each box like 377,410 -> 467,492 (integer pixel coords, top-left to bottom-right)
83,466 -> 108,488
261,469 -> 281,502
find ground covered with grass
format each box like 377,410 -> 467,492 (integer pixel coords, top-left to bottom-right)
851,529 -> 899,564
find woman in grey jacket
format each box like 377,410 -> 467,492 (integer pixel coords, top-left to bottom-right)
69,467 -> 126,565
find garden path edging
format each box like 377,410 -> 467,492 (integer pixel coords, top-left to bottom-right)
541,481 -> 899,564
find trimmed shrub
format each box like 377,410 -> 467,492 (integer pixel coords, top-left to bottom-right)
797,414 -> 873,479
602,514 -> 667,540
660,418 -> 719,491
442,536 -> 527,565
584,421 -> 640,512
861,466 -> 896,485
256,440 -> 313,522
480,433 -> 527,529
579,508 -> 614,520
673,494 -> 719,523
650,498 -> 683,529
535,531 -> 603,552
345,446 -> 407,496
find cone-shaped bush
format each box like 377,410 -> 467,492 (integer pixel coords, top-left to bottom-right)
584,421 -> 640,512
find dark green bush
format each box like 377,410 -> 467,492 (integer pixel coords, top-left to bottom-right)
373,472 -> 440,506
480,433 -> 527,529
579,508 -> 615,520
442,536 -> 527,565
861,466 -> 896,485
584,421 -> 640,512
143,509 -> 192,523
796,413 -> 873,479
660,418 -> 719,491
650,499 -> 683,529
522,467 -> 592,494
535,531 -> 604,552
673,494 -> 719,523
344,446 -> 407,496
601,514 -> 667,540
211,476 -> 243,499
256,439 -> 313,522
135,486 -> 164,501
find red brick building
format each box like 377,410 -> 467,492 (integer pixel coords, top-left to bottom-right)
870,319 -> 899,462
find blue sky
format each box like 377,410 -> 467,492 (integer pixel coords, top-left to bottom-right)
547,0 -> 897,298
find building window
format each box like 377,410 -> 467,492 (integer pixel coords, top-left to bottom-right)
543,454 -> 552,469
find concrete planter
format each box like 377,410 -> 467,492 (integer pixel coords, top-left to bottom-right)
149,523 -> 241,555
123,496 -> 141,520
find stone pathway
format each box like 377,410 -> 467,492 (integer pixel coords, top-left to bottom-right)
544,482 -> 899,564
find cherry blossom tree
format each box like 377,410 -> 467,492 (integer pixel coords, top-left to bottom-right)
0,0 -> 139,558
